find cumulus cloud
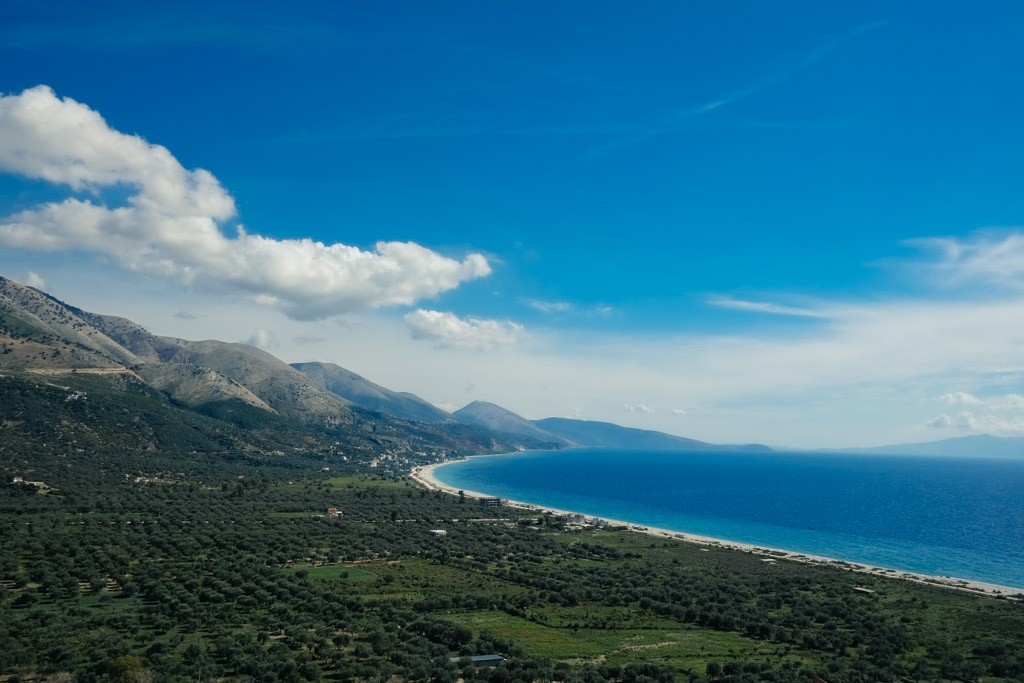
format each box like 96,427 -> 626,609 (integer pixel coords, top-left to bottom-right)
0,86 -> 491,319
671,408 -> 687,416
245,328 -> 276,349
925,412 -> 976,430
926,391 -> 1024,436
926,414 -> 954,429
624,404 -> 655,414
23,271 -> 47,290
939,391 -> 983,405
404,309 -> 526,351
926,409 -> 1024,434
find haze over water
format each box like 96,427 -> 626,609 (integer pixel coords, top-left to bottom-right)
434,449 -> 1024,590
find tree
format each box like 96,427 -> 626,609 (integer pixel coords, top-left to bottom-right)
106,655 -> 152,683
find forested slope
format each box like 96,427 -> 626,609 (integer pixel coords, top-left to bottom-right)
2,373 -> 1023,683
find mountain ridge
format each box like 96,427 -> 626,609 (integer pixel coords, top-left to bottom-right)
452,401 -> 576,448
820,433 -> 1024,458
0,277 -> 353,427
291,361 -> 452,423
534,416 -> 771,451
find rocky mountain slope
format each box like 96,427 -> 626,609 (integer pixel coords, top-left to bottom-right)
292,361 -> 451,423
2,274 -> 769,456
0,275 -> 522,457
1,276 -> 350,426
452,401 -> 576,448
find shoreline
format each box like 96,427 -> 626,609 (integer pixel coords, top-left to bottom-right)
411,458 -> 1022,599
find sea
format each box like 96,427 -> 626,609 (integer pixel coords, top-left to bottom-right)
432,449 -> 1024,590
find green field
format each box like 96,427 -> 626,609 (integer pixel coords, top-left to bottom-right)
442,609 -> 807,672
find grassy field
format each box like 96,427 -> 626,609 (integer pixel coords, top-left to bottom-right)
442,609 -> 815,673
283,542 -> 831,677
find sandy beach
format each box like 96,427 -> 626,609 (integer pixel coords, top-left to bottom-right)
411,458 -> 1022,599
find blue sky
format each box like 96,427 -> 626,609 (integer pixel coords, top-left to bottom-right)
3,1 -> 1024,447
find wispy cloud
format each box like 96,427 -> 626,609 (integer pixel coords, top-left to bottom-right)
522,298 -> 614,318
589,20 -> 888,155
906,231 -> 1024,291
624,404 -> 655,414
404,309 -> 526,351
708,296 -> 827,318
0,86 -> 490,320
939,391 -> 983,405
525,298 -> 574,314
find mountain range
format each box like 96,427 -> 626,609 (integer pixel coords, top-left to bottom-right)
3,273 -> 1020,459
0,274 -> 769,453
822,434 -> 1024,459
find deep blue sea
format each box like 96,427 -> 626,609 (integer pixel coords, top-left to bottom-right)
433,449 -> 1024,590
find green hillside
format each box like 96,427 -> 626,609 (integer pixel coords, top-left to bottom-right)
2,372 -> 1023,682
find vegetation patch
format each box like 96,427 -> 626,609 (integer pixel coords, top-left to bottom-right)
282,564 -> 378,582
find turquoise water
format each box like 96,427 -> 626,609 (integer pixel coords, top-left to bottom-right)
433,449 -> 1024,590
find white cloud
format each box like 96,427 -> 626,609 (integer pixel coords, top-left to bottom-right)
708,296 -> 826,318
931,410 -> 1024,434
907,232 -> 1024,290
926,412 -> 980,430
404,309 -> 526,351
624,404 -> 655,414
926,414 -> 953,429
939,391 -> 983,405
23,271 -> 47,290
523,299 -> 613,318
927,392 -> 1024,436
671,408 -> 687,416
525,299 -> 573,313
245,328 -> 276,349
989,394 -> 1024,411
0,85 -> 490,319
